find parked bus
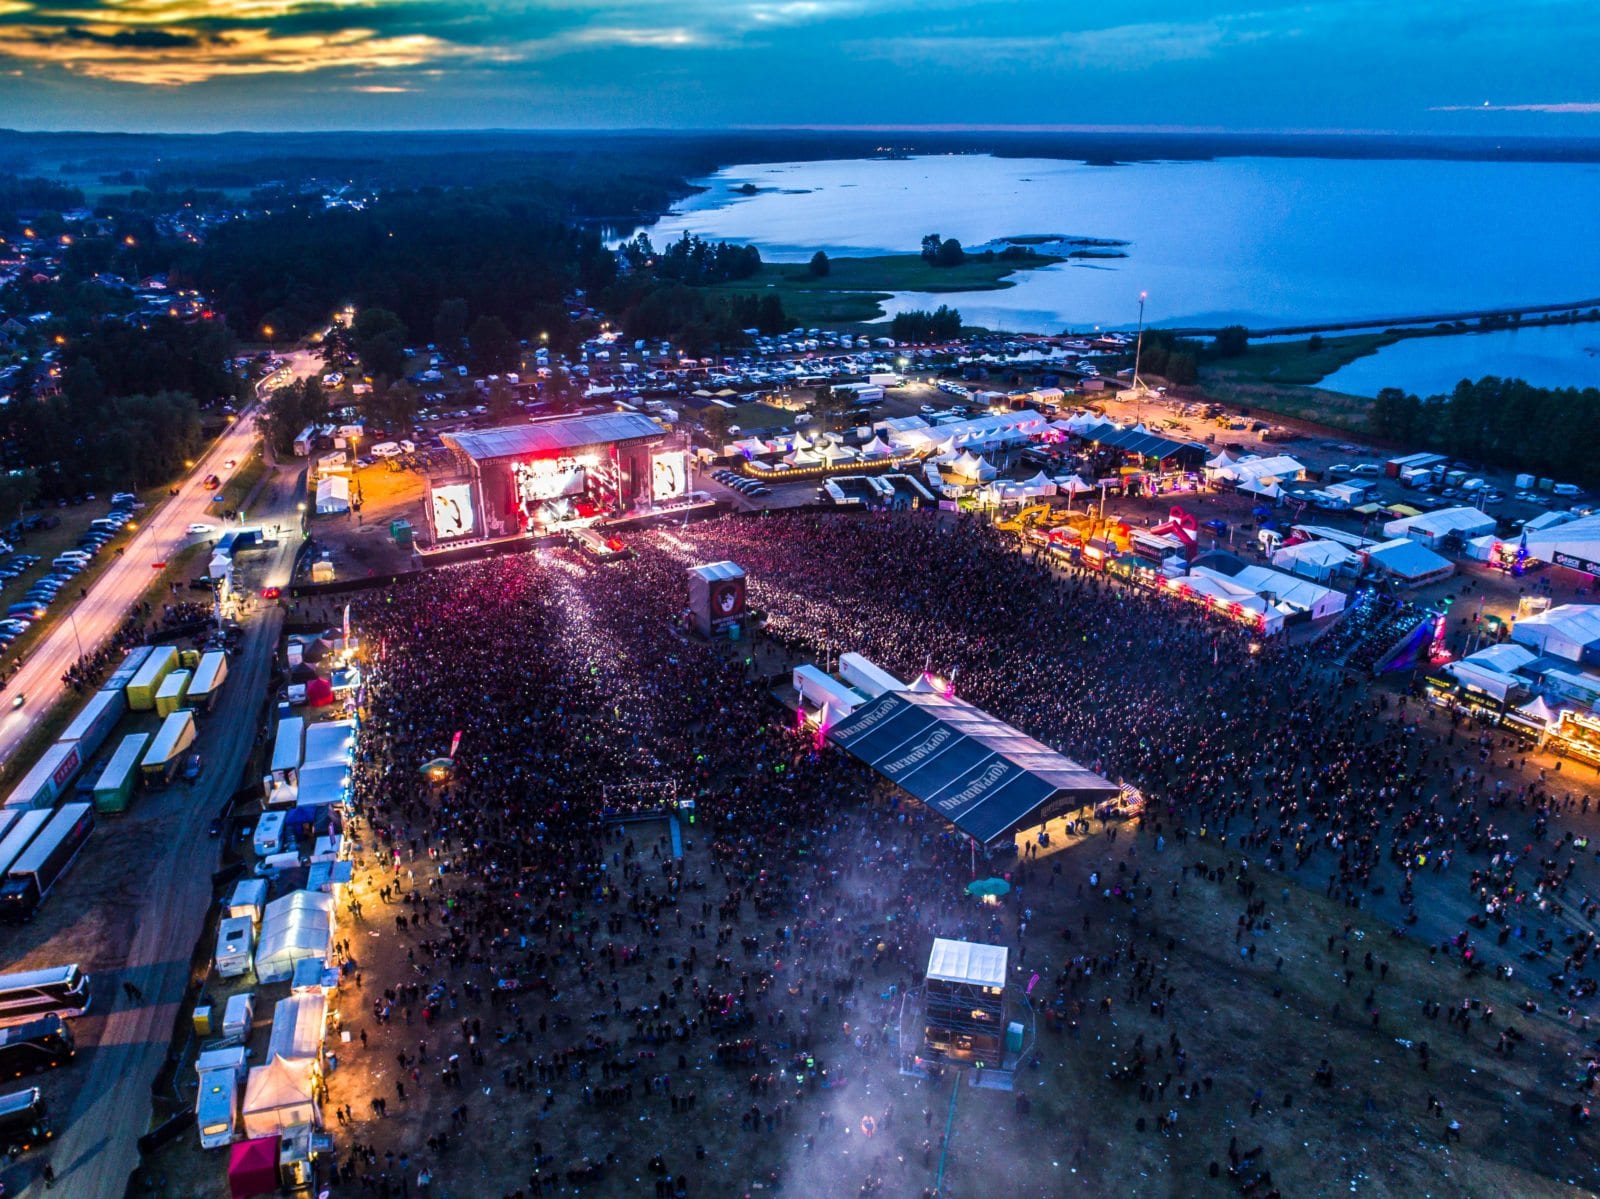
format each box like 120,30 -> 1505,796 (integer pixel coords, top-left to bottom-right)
0,804 -> 96,921
0,1016 -> 76,1079
0,1086 -> 53,1156
0,966 -> 91,1029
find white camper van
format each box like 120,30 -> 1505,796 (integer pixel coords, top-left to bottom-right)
214,916 -> 255,979
252,810 -> 286,857
195,1047 -> 244,1149
221,991 -> 255,1046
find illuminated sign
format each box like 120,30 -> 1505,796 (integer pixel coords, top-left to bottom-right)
514,456 -> 587,503
431,483 -> 475,540
651,449 -> 689,501
710,577 -> 746,628
1552,551 -> 1600,576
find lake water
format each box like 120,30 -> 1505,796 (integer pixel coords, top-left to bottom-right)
635,155 -> 1600,386
1319,322 -> 1600,397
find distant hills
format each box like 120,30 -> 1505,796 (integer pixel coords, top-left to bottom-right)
3,128 -> 1599,199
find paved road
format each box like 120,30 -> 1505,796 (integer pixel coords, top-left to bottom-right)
0,349 -> 320,766
12,472 -> 306,1199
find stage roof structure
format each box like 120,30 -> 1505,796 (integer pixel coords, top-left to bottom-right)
927,938 -> 1008,988
443,413 -> 665,463
1078,423 -> 1208,465
826,689 -> 1119,844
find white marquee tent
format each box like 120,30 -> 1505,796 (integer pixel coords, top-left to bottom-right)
1382,506 -> 1495,545
255,891 -> 334,984
1520,513 -> 1600,575
1511,604 -> 1600,663
313,476 -> 350,515
949,451 -> 998,482
242,1055 -> 320,1137
1272,538 -> 1358,583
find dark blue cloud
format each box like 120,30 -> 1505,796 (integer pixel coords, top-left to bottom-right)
0,0 -> 1593,133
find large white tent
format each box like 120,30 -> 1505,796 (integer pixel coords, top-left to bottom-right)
242,1055 -> 320,1137
255,891 -> 334,984
267,992 -> 327,1070
1209,455 -> 1305,497
313,476 -> 350,515
949,451 -> 998,482
886,410 -> 1044,453
1382,506 -> 1494,545
1272,538 -> 1358,583
1365,538 -> 1455,584
1520,513 -> 1600,576
1184,562 -> 1346,622
1443,659 -> 1528,703
1511,604 -> 1600,664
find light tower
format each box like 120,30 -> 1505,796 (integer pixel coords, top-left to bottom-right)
1131,290 -> 1148,423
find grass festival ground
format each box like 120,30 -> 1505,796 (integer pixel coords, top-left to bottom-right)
709,253 -> 1065,327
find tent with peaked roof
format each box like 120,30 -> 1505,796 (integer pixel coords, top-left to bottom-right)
859,435 -> 893,456
229,1137 -> 280,1199
241,1055 -> 320,1137
1024,470 -> 1058,496
950,451 -> 997,482
1207,450 -> 1236,469
1515,695 -> 1562,727
1057,474 -> 1095,494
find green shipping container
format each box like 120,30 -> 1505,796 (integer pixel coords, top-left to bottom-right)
93,733 -> 150,814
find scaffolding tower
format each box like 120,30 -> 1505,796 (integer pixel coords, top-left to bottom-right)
921,938 -> 1008,1066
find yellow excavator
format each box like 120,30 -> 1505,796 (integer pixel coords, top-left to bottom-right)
999,501 -> 1092,534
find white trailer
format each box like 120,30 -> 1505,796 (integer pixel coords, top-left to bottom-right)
270,718 -> 305,782
792,665 -> 868,718
214,916 -> 255,979
837,652 -> 906,700
59,689 -> 127,764
252,811 -> 287,858
3,741 -> 84,811
227,878 -> 268,927
221,993 -> 255,1046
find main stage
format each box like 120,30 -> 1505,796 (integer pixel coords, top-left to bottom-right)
426,412 -> 692,547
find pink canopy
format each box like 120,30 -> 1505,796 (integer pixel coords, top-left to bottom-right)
229,1136 -> 279,1199
305,677 -> 335,707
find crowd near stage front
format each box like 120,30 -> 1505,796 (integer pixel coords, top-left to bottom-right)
425,412 -> 695,548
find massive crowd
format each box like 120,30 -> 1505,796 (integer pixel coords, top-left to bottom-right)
326,509 -> 1599,1198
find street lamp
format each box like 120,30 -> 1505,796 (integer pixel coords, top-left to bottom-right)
262,324 -> 275,351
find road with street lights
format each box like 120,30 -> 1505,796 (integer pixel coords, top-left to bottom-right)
0,348 -> 320,768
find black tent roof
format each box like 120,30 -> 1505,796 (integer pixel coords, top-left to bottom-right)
826,689 -> 1119,844
1079,423 -> 1207,465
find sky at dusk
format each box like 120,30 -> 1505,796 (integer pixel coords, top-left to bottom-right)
0,0 -> 1596,134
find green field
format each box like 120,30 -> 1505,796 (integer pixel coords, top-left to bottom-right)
711,252 -> 1064,326
724,402 -> 795,430
1191,332 -> 1411,434
1201,332 -> 1403,387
